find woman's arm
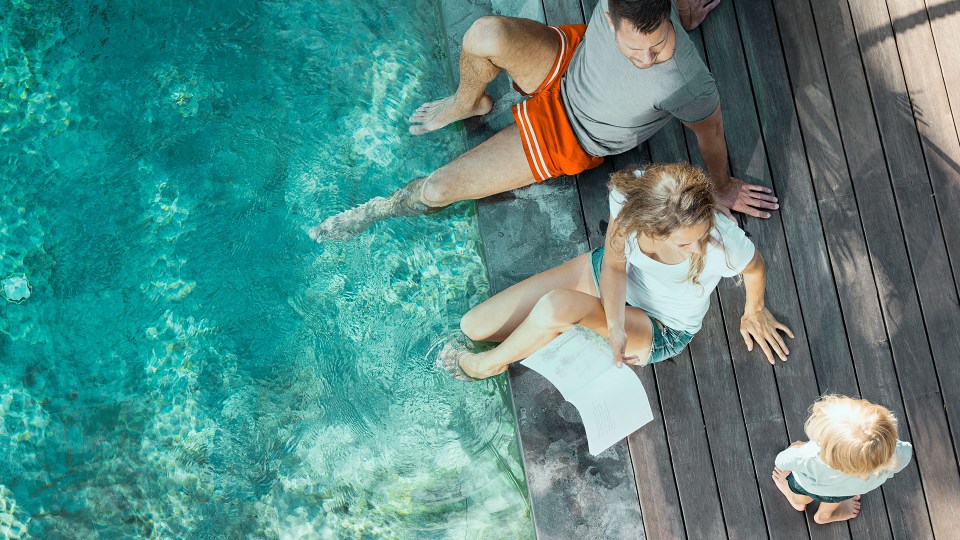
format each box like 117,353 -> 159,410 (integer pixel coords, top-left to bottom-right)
739,251 -> 795,364
600,219 -> 637,368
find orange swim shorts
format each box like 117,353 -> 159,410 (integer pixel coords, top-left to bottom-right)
512,24 -> 604,183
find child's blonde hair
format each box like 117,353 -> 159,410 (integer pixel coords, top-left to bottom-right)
804,395 -> 899,478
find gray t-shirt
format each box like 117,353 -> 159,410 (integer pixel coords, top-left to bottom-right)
561,0 -> 720,157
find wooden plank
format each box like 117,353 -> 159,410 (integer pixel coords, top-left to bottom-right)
540,0 -> 585,25
596,148 -> 687,538
690,294 -> 770,540
884,0 -> 960,293
725,2 -> 879,537
766,0 -> 936,537
626,365 -> 687,540
653,351 -> 728,540
694,2 -> 827,537
840,0 -> 960,536
579,0 -> 599,21
641,122 -> 728,539
763,0 -> 924,537
647,105 -> 767,540
923,0 -> 960,145
807,0 -> 954,536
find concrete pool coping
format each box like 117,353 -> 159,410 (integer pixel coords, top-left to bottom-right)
437,0 -> 646,538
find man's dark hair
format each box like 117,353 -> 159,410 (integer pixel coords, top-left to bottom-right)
607,0 -> 671,34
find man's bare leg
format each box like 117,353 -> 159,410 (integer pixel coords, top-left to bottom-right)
310,123 -> 536,241
409,16 -> 560,135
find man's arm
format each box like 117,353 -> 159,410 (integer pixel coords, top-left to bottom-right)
683,106 -> 779,219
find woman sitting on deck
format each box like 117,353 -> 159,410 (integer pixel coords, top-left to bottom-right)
441,162 -> 793,381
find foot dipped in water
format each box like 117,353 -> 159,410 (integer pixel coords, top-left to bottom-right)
772,467 -> 811,511
437,333 -> 488,382
815,496 -> 862,524
309,196 -> 392,242
309,178 -> 436,243
408,94 -> 494,135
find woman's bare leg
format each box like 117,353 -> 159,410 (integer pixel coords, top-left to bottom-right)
409,16 -> 561,135
460,252 -> 598,342
457,289 -> 655,379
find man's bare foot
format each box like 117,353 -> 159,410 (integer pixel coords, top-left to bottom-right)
772,467 -> 811,511
814,495 -> 862,524
309,178 -> 438,243
678,0 -> 720,31
408,94 -> 494,135
309,197 -> 391,242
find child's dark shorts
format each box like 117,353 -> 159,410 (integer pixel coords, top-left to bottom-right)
786,473 -> 854,503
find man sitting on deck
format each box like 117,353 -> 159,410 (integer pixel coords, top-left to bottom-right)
310,0 -> 778,242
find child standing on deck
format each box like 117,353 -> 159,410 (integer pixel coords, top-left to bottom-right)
772,395 -> 913,524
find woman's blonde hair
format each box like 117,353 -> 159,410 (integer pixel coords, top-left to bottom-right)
804,395 -> 900,478
608,163 -> 718,286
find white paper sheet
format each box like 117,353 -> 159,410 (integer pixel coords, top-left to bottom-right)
521,325 -> 654,456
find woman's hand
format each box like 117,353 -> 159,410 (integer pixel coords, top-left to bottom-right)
608,326 -> 639,368
740,307 -> 794,364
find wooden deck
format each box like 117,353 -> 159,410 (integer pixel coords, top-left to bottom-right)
440,0 -> 960,537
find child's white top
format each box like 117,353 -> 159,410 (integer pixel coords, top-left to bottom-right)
775,440 -> 913,497
609,189 -> 755,332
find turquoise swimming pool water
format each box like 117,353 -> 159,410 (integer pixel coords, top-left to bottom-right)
0,0 -> 534,537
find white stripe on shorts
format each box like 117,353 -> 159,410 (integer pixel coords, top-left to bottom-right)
543,26 -> 567,89
520,100 -> 552,181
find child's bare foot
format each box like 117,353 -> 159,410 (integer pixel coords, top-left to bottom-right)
772,467 -> 811,511
408,94 -> 494,135
814,495 -> 862,524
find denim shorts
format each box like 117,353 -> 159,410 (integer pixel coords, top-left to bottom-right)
786,473 -> 853,504
589,247 -> 694,365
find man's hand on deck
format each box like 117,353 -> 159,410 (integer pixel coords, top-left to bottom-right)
717,176 -> 779,219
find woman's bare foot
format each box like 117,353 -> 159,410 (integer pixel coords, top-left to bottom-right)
437,335 -> 487,381
678,0 -> 720,31
408,94 -> 494,135
814,495 -> 862,524
772,467 -> 811,511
